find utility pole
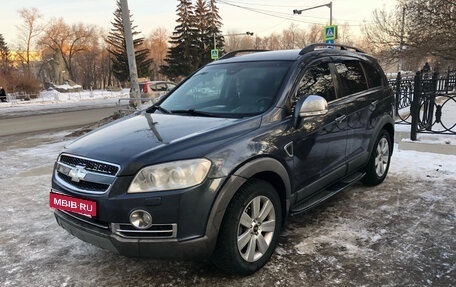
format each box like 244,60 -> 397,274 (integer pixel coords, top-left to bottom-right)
293,2 -> 332,26
120,0 -> 140,107
398,6 -> 406,72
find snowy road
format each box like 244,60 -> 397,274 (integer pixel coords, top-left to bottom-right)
0,130 -> 455,287
0,107 -> 120,136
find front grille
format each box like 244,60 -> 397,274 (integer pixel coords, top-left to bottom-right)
60,154 -> 119,175
58,173 -> 109,192
112,223 -> 177,239
55,154 -> 120,194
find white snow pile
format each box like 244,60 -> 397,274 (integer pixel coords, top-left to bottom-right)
0,87 -> 130,109
0,88 -> 133,118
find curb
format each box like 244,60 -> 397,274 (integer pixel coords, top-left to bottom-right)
395,130 -> 456,155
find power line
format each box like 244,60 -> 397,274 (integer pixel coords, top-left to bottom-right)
219,0 -> 315,8
219,0 -> 322,25
219,0 -> 369,26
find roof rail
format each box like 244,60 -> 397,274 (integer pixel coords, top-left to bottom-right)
218,49 -> 269,60
299,43 -> 365,55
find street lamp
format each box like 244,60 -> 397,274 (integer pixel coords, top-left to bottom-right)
223,32 -> 254,37
215,32 -> 254,50
293,2 -> 333,25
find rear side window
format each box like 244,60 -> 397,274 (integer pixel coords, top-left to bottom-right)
152,83 -> 167,91
335,61 -> 368,96
362,62 -> 383,88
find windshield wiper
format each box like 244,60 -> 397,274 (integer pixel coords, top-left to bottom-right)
147,104 -> 171,114
170,109 -> 218,117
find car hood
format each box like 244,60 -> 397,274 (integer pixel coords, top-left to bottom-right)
63,112 -> 261,175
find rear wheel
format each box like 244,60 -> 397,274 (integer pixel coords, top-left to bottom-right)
211,179 -> 282,275
362,130 -> 392,186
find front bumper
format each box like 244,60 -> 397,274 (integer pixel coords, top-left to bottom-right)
54,209 -> 216,259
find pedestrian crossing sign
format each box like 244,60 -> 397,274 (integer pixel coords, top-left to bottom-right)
323,25 -> 337,41
211,49 -> 219,60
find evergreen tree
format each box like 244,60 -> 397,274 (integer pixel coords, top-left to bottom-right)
161,0 -> 198,80
162,0 -> 224,80
206,0 -> 225,57
105,0 -> 151,84
0,34 -> 11,72
194,0 -> 211,67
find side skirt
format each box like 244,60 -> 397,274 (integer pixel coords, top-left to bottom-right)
289,171 -> 365,216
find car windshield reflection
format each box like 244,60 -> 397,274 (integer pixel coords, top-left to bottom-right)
159,61 -> 292,117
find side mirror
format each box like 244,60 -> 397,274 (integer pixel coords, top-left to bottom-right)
293,95 -> 328,127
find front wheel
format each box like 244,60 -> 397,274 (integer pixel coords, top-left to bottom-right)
362,130 -> 392,186
211,179 -> 282,275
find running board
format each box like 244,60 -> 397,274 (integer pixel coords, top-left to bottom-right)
290,172 -> 365,216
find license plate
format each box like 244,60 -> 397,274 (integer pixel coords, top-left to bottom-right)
49,191 -> 97,217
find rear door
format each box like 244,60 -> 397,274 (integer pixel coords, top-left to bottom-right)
331,58 -> 383,173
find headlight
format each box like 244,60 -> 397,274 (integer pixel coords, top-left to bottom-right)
128,159 -> 211,193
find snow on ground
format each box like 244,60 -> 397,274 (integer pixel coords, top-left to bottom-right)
0,88 -> 131,118
0,89 -> 455,286
0,128 -> 455,286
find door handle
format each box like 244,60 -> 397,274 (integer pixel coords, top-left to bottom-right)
369,100 -> 379,111
335,115 -> 346,123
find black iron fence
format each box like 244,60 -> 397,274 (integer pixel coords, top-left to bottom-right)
389,68 -> 456,139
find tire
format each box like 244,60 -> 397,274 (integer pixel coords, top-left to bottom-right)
362,130 -> 392,186
211,179 -> 282,275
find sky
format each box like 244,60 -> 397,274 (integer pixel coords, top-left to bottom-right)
2,0 -> 397,47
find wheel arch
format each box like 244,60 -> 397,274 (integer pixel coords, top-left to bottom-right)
205,157 -> 291,248
368,115 -> 395,156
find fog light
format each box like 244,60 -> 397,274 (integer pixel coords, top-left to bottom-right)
129,210 -> 153,229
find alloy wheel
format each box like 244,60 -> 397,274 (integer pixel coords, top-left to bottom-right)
237,195 -> 276,262
375,137 -> 390,177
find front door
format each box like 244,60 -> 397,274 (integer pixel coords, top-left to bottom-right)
290,60 -> 348,201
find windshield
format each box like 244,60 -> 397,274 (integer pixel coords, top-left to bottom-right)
159,61 -> 292,117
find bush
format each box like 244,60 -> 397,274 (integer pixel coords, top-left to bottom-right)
0,70 -> 41,94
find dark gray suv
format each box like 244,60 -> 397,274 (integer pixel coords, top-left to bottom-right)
50,44 -> 395,275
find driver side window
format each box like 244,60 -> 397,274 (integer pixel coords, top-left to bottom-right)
294,62 -> 336,106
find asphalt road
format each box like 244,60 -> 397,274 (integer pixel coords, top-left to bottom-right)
0,106 -> 120,136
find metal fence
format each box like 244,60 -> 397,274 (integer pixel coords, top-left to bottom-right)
6,92 -> 40,102
389,68 -> 456,138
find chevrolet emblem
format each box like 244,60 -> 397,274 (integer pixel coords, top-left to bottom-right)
68,165 -> 88,182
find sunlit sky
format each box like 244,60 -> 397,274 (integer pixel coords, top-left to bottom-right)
2,0 -> 397,47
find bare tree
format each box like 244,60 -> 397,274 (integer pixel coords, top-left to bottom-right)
223,32 -> 255,52
223,32 -> 242,52
39,18 -> 97,83
72,27 -> 104,89
16,7 -> 43,76
404,0 -> 456,66
363,0 -> 456,71
337,23 -> 354,46
362,7 -> 404,67
281,24 -> 300,49
144,27 -> 170,80
98,36 -> 116,89
307,24 -> 323,44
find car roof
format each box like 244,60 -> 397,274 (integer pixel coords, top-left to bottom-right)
213,44 -> 373,65
213,50 -> 300,64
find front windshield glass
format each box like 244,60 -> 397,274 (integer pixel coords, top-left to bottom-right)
159,61 -> 292,117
